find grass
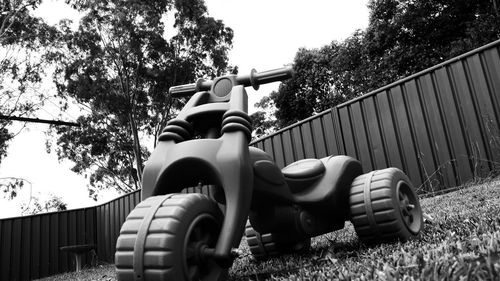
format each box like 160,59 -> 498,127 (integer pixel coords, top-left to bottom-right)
37,178 -> 500,280
35,264 -> 116,281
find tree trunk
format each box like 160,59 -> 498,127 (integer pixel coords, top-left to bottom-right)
129,112 -> 143,189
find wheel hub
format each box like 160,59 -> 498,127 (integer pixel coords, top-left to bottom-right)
397,181 -> 422,235
183,214 -> 219,281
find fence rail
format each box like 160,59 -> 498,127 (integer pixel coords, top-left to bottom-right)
1,40 -> 499,280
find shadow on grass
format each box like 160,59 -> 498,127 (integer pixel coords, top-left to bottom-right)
231,237 -> 366,280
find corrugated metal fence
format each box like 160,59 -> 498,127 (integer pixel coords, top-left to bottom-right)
0,207 -> 97,280
251,39 -> 500,194
1,40 -> 499,280
0,186 -> 211,280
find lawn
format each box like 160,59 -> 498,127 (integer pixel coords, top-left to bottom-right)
37,178 -> 500,280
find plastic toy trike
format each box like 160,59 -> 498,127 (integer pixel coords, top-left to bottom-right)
115,67 -> 423,280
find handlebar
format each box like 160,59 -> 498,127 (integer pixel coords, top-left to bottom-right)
236,67 -> 294,90
168,79 -> 213,97
169,67 -> 293,97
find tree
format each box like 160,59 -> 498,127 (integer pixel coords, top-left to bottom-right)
256,0 -> 500,130
0,0 -> 63,196
250,95 -> 278,139
50,0 -> 233,198
364,0 -> 500,85
267,32 -> 369,127
21,193 -> 67,215
0,177 -> 25,200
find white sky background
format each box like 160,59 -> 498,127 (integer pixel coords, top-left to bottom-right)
0,0 -> 369,218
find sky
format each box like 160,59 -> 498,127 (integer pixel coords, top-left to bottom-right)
0,0 -> 369,218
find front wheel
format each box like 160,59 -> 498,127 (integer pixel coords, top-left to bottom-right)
115,193 -> 227,281
349,168 -> 423,244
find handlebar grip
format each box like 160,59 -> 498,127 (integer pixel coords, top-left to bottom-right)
237,67 -> 294,90
169,83 -> 197,97
169,79 -> 213,97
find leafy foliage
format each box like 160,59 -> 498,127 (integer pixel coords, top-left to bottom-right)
50,0 -> 233,198
0,0 -> 62,164
21,193 -> 67,215
0,126 -> 12,161
250,96 -> 278,139
0,177 -> 25,200
255,0 -> 500,129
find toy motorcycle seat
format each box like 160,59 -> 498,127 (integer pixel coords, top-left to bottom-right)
282,159 -> 326,179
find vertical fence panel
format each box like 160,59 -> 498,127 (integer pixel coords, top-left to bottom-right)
363,97 -> 388,170
331,108 -> 346,155
58,212 -> 68,273
104,203 -> 111,261
435,67 -> 473,183
482,47 -> 500,127
40,215 -> 50,278
0,221 -> 2,277
350,102 -> 373,172
291,126 -> 305,160
96,206 -> 105,264
30,216 -> 40,279
256,141 -> 264,151
20,217 -> 31,281
481,47 -> 500,170
68,211 -> 78,271
272,135 -> 285,168
311,117 -> 327,158
321,111 -> 340,156
450,60 -> 489,177
418,73 -> 457,188
339,107 -> 357,158
390,86 -> 423,185
0,221 -> 2,278
466,53 -> 500,169
49,213 -> 59,274
1,220 -> 11,280
281,130 -> 295,165
263,138 -> 274,161
11,218 -> 22,280
108,201 -> 114,261
404,79 -> 437,191
374,91 -> 404,170
86,208 -> 96,265
301,122 -> 315,159
113,200 -> 119,259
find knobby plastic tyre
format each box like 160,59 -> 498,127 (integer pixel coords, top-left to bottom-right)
349,168 -> 423,244
244,221 -> 310,259
115,193 -> 227,281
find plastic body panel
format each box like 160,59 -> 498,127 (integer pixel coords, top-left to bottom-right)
142,85 -> 253,264
249,147 -> 363,236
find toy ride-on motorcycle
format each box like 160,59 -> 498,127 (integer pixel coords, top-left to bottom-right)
115,67 -> 423,280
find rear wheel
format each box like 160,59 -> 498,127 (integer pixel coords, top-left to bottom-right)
244,221 -> 310,259
349,168 -> 423,244
115,193 -> 227,281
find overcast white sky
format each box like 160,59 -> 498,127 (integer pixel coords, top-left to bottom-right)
0,0 -> 369,218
